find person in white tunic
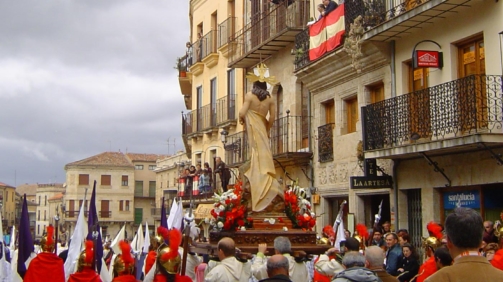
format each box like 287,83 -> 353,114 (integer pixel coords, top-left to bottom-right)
204,237 -> 251,282
251,237 -> 309,282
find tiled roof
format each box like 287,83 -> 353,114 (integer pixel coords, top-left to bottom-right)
0,182 -> 14,188
65,152 -> 134,168
48,193 -> 64,201
126,153 -> 169,162
16,183 -> 39,196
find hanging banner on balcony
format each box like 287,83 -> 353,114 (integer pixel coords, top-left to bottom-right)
414,50 -> 443,68
309,4 -> 345,61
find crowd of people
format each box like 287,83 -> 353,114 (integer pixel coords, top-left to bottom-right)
7,207 -> 503,281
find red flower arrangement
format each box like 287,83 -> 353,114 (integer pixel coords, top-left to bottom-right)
210,180 -> 249,231
284,185 -> 316,230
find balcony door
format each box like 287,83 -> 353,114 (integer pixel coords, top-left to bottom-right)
210,78 -> 217,127
101,200 -> 110,218
273,85 -> 284,154
458,37 -> 487,131
408,65 -> 430,140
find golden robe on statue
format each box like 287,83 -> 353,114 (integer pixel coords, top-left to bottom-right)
244,110 -> 282,212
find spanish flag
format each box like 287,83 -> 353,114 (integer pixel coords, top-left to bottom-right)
309,4 -> 345,61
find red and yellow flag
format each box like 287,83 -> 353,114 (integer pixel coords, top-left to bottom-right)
309,4 -> 345,61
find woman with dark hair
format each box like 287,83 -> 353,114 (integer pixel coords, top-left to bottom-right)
204,162 -> 212,187
397,243 -> 420,282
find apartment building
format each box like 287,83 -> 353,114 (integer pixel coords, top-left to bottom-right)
34,183 -> 65,238
293,0 -> 503,252
180,0 -> 314,203
15,183 -> 39,238
0,182 -> 16,232
64,152 -> 165,238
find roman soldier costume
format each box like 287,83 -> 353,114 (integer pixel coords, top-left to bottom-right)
24,225 -> 65,282
153,227 -> 191,282
112,240 -> 138,282
69,240 -> 102,282
415,222 -> 443,282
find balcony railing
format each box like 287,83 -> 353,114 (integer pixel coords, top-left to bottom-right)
218,17 -> 236,48
362,75 -> 503,151
182,110 -> 196,136
229,0 -> 310,68
318,123 -> 335,163
198,104 -> 217,131
65,210 -> 88,218
270,114 -> 311,155
194,30 -> 217,62
225,131 -> 249,167
216,94 -> 236,124
100,211 -> 112,218
294,28 -> 310,71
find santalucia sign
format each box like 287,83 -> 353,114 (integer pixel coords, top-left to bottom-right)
443,190 -> 480,209
350,176 -> 393,189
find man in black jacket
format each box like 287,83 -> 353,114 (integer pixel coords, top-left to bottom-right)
259,254 -> 292,282
214,157 -> 231,192
322,0 -> 339,16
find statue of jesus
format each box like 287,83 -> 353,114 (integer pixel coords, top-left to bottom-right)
239,64 -> 283,212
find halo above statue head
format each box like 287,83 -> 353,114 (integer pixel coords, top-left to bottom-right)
246,63 -> 277,87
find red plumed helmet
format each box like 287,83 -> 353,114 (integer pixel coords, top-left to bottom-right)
427,221 -> 443,240
355,223 -> 369,240
322,225 -> 335,238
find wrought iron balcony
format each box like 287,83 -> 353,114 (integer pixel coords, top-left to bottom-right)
218,17 -> 236,48
216,94 -> 236,126
318,123 -> 335,163
270,114 -> 312,165
99,211 -> 112,218
64,210 -> 88,218
345,0 -> 476,41
198,104 -> 217,131
229,0 -> 310,68
182,110 -> 196,136
225,131 -> 249,168
177,55 -> 192,98
362,75 -> 503,157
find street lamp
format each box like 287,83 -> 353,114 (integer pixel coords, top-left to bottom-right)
220,129 -> 228,144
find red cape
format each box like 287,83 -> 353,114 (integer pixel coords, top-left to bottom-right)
145,250 -> 157,275
112,274 -> 138,282
491,248 -> 503,270
24,252 -> 65,282
69,268 -> 102,282
416,256 -> 437,282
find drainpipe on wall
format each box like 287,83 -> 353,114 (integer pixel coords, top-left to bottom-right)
390,40 -> 399,229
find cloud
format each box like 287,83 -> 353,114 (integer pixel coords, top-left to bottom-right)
0,0 -> 189,185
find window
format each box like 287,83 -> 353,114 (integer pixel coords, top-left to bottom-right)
45,195 -> 47,206
44,210 -> 46,221
37,225 -> 40,235
79,174 -> 89,185
324,99 -> 335,125
346,97 -> 359,134
369,83 -> 385,104
38,196 -> 41,205
12,192 -> 13,202
122,175 -> 128,186
38,210 -> 40,220
135,181 -> 143,197
149,181 -> 156,197
101,200 -> 110,218
5,191 -> 8,203
135,165 -> 144,170
148,165 -> 156,170
101,175 -> 111,186
119,200 -> 129,211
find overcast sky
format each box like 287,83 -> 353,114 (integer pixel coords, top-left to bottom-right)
0,1 -> 188,186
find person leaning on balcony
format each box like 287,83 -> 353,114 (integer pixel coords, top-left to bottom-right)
186,41 -> 193,66
198,169 -> 211,195
214,157 -> 231,192
321,0 -> 338,16
317,3 -> 326,21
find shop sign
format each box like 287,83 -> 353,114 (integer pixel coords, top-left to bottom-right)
443,190 -> 480,209
414,50 -> 443,68
350,176 -> 393,189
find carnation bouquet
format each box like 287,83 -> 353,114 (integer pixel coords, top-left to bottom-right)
210,180 -> 249,231
284,184 -> 316,230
